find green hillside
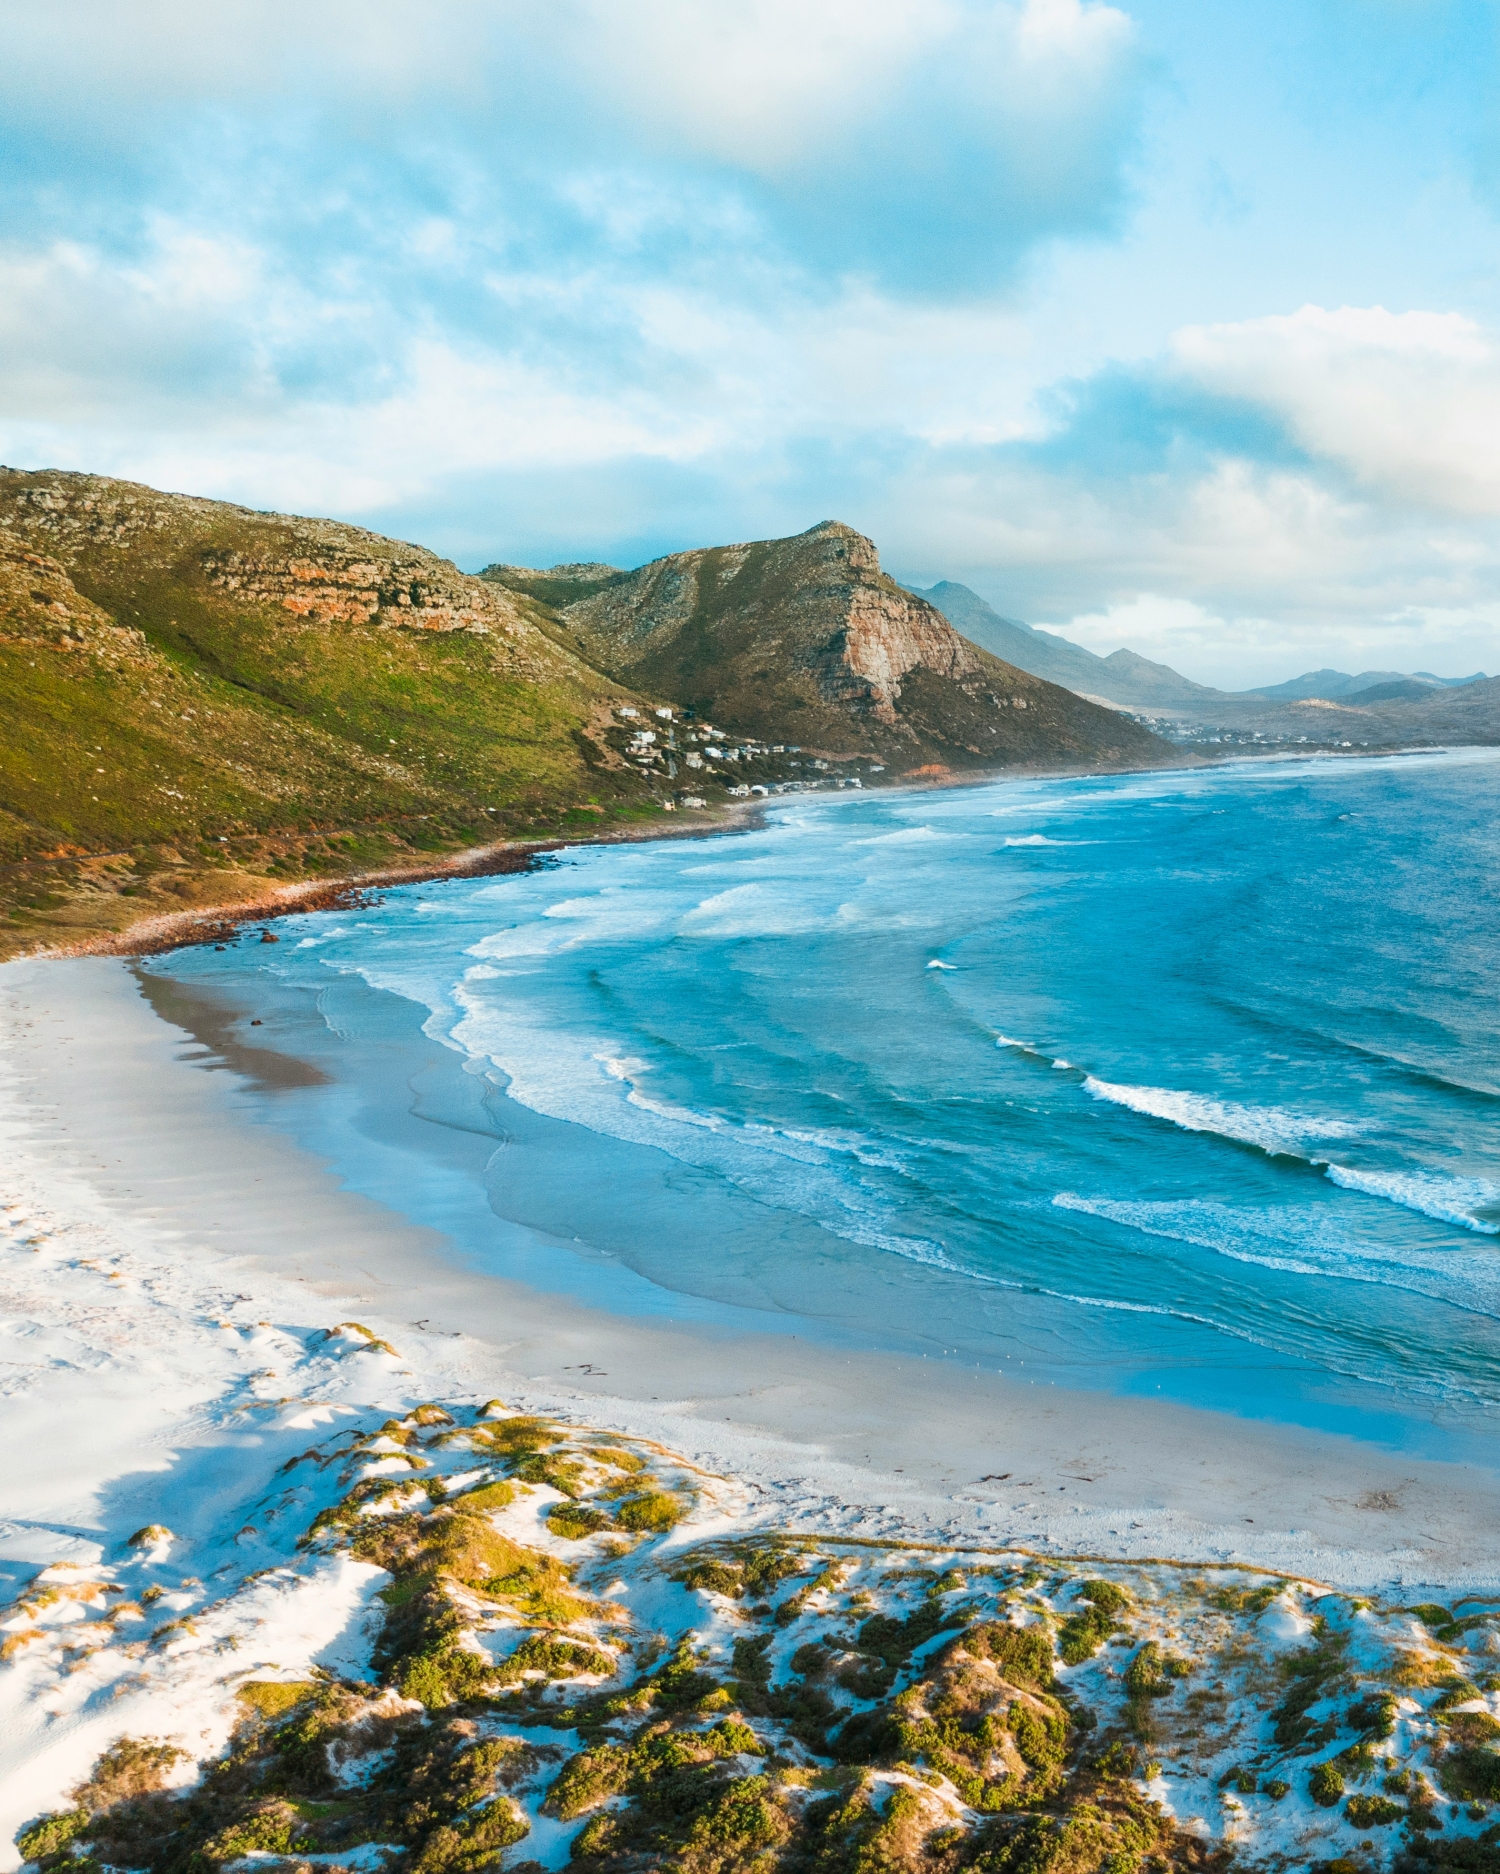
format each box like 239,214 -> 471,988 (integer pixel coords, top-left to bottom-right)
0,472 -> 664,957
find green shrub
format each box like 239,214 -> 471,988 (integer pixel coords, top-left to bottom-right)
1124,1644 -> 1169,1698
641,1638 -> 719,1709
515,1453 -> 588,1497
547,1502 -> 613,1540
1310,1761 -> 1346,1807
476,1415 -> 558,1457
545,1744 -> 632,1818
409,1798 -> 529,1873
1441,1749 -> 1500,1802
1411,1604 -> 1453,1630
677,1558 -> 744,1596
1347,1794 -> 1406,1827
587,1444 -> 647,1472
963,1621 -> 1054,1688
1058,1604 -> 1115,1665
1211,1581 -> 1284,1615
201,1802 -> 309,1859
235,1679 -> 317,1719
452,1478 -> 515,1514
17,1810 -> 90,1860
1347,1691 -> 1398,1739
683,1776 -> 785,1856
499,1634 -> 615,1682
1271,1634 -> 1348,1748
706,1718 -> 763,1757
1076,1579 -> 1131,1615
1093,1741 -> 1139,1779
396,1643 -> 493,1708
1010,1701 -> 1068,1770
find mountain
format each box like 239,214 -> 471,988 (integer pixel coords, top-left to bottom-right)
909,584 -> 1493,725
0,483 -> 1181,957
488,524 -> 1175,775
904,580 -> 1222,710
1341,679 -> 1446,705
1245,667 -> 1488,701
0,470 -> 666,956
1373,673 -> 1500,736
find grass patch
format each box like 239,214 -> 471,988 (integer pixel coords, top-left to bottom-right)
235,1680 -> 318,1719
615,1490 -> 685,1533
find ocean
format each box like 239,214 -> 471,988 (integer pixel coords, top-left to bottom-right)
144,749 -> 1500,1464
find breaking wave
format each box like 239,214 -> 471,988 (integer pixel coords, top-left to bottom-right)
1325,1165 -> 1500,1235
1082,1077 -> 1365,1157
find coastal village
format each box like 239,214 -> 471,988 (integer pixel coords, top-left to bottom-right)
605,706 -> 887,812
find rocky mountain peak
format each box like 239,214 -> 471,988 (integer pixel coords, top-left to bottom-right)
552,519 -> 1170,773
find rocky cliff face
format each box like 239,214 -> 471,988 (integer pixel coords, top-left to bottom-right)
562,522 -> 979,723
537,520 -> 1172,772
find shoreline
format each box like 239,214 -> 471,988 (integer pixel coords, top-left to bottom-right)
13,798 -> 771,963
17,740 -> 1472,967
4,951 -> 1500,1596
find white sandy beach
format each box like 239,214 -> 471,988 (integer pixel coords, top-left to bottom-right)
4,954 -> 1499,1596
4,950 -> 1500,1861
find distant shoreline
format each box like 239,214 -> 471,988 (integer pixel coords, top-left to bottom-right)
19,797 -> 769,961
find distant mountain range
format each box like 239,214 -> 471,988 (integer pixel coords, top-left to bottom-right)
906,579 -> 1489,715
905,581 -> 1219,710
1241,667 -> 1487,702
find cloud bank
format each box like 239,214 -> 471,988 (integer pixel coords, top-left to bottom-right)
0,0 -> 1498,684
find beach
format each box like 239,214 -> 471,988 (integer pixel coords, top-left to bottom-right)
2,757 -> 1500,1859
5,952 -> 1498,1594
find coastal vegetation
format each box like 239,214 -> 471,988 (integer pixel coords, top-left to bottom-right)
10,1398 -> 1500,1874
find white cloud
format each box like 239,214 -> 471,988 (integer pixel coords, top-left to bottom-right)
554,0 -> 1138,180
1171,304 -> 1500,516
2,0 -> 1137,170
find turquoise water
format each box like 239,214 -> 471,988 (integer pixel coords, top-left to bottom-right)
149,749 -> 1500,1460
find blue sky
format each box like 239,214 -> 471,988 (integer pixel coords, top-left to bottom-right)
2,0 -> 1500,686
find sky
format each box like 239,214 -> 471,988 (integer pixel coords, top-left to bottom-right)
2,1 -> 1500,687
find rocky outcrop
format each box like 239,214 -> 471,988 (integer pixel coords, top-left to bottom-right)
0,527 -> 150,663
564,521 -> 980,724
197,546 -> 515,635
815,571 -> 982,723
0,471 -> 534,646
